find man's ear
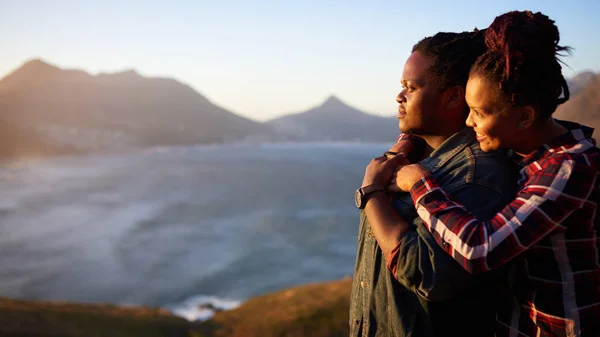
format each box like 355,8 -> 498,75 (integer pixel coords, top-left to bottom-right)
517,105 -> 537,130
443,85 -> 465,110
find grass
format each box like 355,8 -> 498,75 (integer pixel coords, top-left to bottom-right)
0,277 -> 353,337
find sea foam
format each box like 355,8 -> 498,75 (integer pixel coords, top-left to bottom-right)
168,295 -> 242,321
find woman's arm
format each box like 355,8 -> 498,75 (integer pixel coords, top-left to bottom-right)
395,157 -> 597,274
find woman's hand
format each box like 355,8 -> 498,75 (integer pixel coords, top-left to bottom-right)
388,164 -> 431,193
362,154 -> 410,188
386,135 -> 414,159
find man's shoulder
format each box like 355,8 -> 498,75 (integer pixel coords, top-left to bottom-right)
432,139 -> 515,198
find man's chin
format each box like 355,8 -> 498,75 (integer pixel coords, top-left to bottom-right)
398,123 -> 412,135
398,122 -> 407,133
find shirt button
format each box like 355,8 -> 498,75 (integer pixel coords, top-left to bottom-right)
442,240 -> 450,248
354,319 -> 360,325
361,281 -> 369,287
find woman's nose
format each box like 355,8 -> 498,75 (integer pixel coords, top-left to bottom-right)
465,111 -> 475,128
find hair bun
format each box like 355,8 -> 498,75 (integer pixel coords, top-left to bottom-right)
485,11 -> 562,61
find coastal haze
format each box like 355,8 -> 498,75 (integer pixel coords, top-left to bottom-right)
0,142 -> 389,320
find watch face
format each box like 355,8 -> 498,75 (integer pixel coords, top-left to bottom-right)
354,189 -> 363,208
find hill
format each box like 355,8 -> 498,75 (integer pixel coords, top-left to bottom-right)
0,59 -> 274,155
0,278 -> 352,337
268,96 -> 398,142
555,72 -> 600,138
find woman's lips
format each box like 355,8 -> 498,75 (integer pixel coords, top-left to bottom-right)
475,132 -> 487,141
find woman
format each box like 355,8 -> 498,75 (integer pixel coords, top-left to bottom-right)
381,11 -> 599,337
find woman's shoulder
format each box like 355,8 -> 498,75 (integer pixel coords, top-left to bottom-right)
524,143 -> 600,191
541,138 -> 600,169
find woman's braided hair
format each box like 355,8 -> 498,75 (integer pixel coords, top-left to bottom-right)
470,11 -> 571,120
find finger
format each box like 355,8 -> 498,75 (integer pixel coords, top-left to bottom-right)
387,183 -> 401,193
369,156 -> 384,166
389,138 -> 414,155
383,153 -> 410,168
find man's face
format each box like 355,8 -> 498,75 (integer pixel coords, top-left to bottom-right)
396,52 -> 444,135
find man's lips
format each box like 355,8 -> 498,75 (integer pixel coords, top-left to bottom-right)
397,107 -> 407,118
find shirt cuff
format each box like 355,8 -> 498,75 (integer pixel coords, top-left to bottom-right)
397,133 -> 412,142
410,174 -> 442,206
386,239 -> 403,277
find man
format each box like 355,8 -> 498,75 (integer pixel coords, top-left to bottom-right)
350,31 -> 517,337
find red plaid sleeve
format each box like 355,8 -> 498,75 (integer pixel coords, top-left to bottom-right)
410,156 -> 597,274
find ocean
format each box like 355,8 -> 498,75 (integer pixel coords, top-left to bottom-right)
0,142 -> 389,320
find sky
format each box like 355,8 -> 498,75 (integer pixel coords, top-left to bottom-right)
1,0 -> 599,122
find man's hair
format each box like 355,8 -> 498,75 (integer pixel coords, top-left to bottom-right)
470,11 -> 571,121
412,30 -> 487,91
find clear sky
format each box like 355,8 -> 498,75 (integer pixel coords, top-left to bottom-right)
1,0 -> 599,121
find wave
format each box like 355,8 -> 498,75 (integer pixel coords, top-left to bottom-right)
167,294 -> 242,321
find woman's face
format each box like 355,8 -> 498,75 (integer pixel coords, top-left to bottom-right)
465,76 -> 522,152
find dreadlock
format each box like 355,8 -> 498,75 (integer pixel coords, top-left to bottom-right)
470,10 -> 571,121
413,29 -> 487,91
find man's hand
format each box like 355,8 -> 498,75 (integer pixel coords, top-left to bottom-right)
362,153 -> 410,188
388,164 -> 431,193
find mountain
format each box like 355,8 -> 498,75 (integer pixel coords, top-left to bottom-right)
0,59 -> 274,156
268,96 -> 399,142
566,71 -> 597,95
0,116 -> 79,158
554,72 -> 600,138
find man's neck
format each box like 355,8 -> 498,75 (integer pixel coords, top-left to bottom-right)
419,129 -> 461,155
411,125 -> 464,158
420,134 -> 450,150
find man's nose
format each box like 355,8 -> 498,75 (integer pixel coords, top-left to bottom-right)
396,90 -> 406,104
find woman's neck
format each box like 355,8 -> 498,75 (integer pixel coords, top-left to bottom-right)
514,118 -> 568,157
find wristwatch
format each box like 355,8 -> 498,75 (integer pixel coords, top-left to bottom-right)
354,184 -> 385,209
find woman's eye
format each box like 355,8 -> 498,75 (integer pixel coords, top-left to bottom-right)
470,110 -> 483,118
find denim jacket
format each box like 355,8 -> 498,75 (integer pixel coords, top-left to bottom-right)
349,127 -> 517,337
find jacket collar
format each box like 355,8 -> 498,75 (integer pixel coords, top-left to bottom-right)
419,127 -> 476,173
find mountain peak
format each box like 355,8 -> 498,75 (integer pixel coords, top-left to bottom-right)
0,58 -> 65,90
100,69 -> 143,81
318,95 -> 349,110
20,58 -> 59,71
320,95 -> 348,109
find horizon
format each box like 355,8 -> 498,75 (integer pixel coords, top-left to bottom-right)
1,1 -> 599,122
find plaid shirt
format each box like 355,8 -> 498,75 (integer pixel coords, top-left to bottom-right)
409,121 -> 600,337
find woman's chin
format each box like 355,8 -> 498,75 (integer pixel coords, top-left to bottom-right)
479,142 -> 499,152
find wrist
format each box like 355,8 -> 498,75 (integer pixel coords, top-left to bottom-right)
355,184 -> 386,209
363,189 -> 387,207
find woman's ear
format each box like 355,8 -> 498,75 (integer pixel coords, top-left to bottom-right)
444,86 -> 465,110
517,105 -> 537,130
